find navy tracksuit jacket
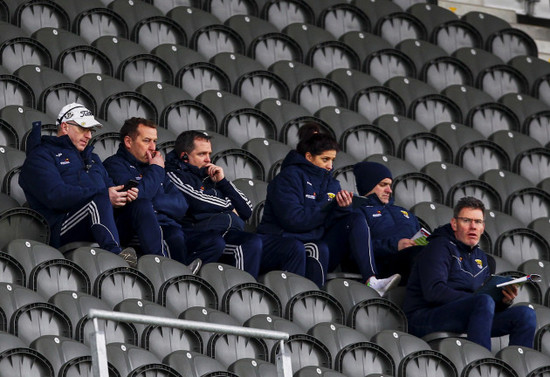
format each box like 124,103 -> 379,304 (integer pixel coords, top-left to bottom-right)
165,150 -> 262,276
403,223 -> 491,315
356,194 -> 421,280
104,145 -> 223,263
19,133 -> 119,250
165,150 -> 306,278
258,150 -> 377,285
401,224 -> 536,351
257,150 -> 347,241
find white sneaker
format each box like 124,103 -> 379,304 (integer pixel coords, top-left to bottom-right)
367,274 -> 401,296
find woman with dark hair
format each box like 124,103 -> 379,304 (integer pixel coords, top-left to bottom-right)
257,128 -> 400,293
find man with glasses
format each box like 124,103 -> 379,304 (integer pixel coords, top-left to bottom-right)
20,103 -> 137,264
403,196 -> 536,350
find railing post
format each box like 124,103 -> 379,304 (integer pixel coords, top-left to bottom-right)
276,339 -> 293,377
90,317 -> 109,377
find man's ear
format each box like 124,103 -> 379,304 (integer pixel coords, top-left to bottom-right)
123,135 -> 132,150
450,217 -> 457,232
58,122 -> 69,136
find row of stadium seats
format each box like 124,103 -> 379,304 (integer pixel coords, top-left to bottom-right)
0,238 -> 549,377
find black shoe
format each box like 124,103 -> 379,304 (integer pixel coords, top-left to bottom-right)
119,247 -> 137,268
188,258 -> 202,275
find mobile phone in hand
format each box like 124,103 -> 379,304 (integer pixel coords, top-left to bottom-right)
121,179 -> 139,191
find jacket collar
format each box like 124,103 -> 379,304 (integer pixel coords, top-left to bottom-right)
431,223 -> 480,253
115,144 -> 147,168
43,134 -> 94,158
364,193 -> 395,206
166,150 -> 203,177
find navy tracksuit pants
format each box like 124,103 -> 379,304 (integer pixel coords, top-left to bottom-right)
116,199 -> 224,264
407,294 -> 537,350
59,191 -> 122,254
259,234 -> 306,278
305,212 -> 378,287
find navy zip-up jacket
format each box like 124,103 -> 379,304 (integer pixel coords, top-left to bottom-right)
257,150 -> 349,241
103,145 -> 188,226
403,223 -> 491,315
356,194 -> 420,257
165,150 -> 252,232
19,134 -> 114,247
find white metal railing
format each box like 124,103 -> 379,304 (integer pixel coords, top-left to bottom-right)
88,309 -> 292,377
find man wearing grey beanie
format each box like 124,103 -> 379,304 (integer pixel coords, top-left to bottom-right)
353,161 -> 422,283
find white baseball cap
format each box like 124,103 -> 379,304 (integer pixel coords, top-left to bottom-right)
56,103 -> 102,128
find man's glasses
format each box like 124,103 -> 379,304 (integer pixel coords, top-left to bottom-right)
455,217 -> 484,225
67,122 -> 96,134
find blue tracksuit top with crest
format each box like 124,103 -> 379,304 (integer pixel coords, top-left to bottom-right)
403,223 -> 491,315
356,194 -> 420,257
103,145 -> 188,226
19,134 -> 113,247
257,150 -> 350,241
164,150 -> 253,233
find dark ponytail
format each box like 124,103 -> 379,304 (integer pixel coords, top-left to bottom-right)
297,123 -> 321,142
296,131 -> 340,157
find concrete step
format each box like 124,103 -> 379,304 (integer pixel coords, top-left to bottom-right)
534,40 -> 550,62
512,22 -> 550,42
438,0 -> 518,22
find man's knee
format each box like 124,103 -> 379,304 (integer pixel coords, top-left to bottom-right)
514,305 -> 537,330
306,242 -> 329,262
242,233 -> 262,252
475,294 -> 496,314
91,191 -> 112,211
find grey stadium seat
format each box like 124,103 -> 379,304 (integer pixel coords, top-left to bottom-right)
198,263 -> 281,324
50,290 -> 138,346
391,172 -> 444,210
261,270 -> 345,330
5,239 -> 90,298
106,342 -> 181,377
0,331 -> 55,377
0,207 -> 50,250
0,282 -> 71,345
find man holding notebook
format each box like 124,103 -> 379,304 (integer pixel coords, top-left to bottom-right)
403,196 -> 536,350
353,162 -> 423,284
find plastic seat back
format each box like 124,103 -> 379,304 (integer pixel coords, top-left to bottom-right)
496,346 -> 550,377
309,322 -> 368,365
0,207 -> 50,250
391,172 -> 444,210
106,342 -> 180,377
335,341 -> 394,377
199,263 -> 281,323
505,188 -> 550,226
207,333 -> 268,368
349,298 -> 407,338
165,350 -> 226,377
272,334 -> 331,371
159,275 -> 218,316
495,228 -> 550,269
0,283 -> 72,345
50,290 -> 138,346
244,313 -> 305,353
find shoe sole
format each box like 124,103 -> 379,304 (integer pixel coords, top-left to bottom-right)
380,275 -> 402,296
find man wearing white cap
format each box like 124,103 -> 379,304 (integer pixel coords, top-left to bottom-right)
20,103 -> 138,265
